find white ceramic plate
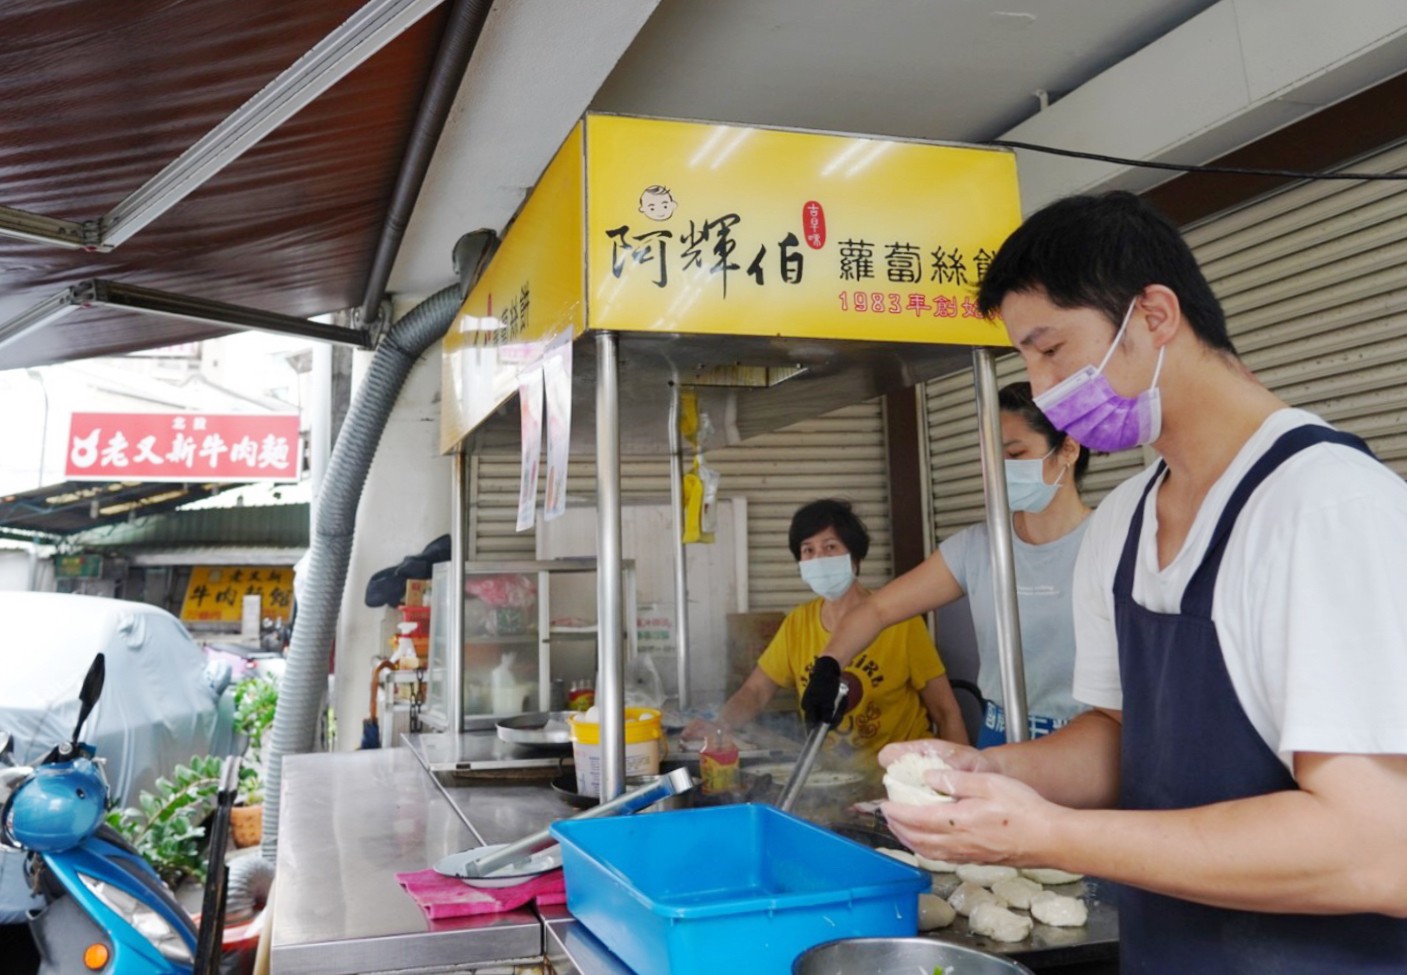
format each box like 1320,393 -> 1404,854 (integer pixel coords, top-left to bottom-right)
743,763 -> 866,789
433,843 -> 564,888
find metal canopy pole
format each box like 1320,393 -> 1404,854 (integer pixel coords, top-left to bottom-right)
596,332 -> 626,798
667,381 -> 691,710
447,445 -> 468,735
972,348 -> 1029,743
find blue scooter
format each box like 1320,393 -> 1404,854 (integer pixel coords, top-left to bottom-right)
0,654 -> 235,975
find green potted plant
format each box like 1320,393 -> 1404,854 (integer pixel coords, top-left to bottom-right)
107,674 -> 278,883
229,674 -> 278,847
104,755 -> 253,890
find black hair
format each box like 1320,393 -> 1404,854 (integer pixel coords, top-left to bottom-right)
998,381 -> 1091,485
788,499 -> 870,564
976,191 -> 1237,355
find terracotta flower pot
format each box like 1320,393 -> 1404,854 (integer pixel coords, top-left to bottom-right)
230,804 -> 264,848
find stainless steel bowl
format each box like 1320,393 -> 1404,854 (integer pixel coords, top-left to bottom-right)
793,937 -> 1035,975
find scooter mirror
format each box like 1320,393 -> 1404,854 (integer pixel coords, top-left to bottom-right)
72,654 -> 106,748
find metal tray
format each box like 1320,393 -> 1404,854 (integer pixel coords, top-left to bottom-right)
496,711 -> 575,748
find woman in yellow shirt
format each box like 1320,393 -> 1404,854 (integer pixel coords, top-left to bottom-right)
685,499 -> 968,757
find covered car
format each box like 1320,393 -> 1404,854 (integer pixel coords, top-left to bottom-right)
0,592 -> 235,921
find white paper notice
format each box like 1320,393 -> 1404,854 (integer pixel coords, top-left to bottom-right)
516,367 -> 545,532
542,343 -> 573,522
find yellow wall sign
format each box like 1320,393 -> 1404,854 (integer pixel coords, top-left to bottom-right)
180,565 -> 295,624
584,115 -> 1020,345
442,113 -> 1021,448
442,126 -> 585,450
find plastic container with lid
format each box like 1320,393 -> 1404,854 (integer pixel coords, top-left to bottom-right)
568,707 -> 663,797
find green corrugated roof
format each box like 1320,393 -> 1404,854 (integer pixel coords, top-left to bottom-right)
69,503 -> 309,551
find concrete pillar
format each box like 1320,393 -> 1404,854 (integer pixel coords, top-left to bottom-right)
331,334 -> 450,750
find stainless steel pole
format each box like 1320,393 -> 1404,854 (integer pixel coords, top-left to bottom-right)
667,381 -> 691,710
596,332 -> 626,798
972,349 -> 1029,743
447,444 -> 467,734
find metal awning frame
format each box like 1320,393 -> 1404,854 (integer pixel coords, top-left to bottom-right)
0,280 -> 372,356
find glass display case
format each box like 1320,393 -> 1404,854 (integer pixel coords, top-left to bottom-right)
424,559 -> 637,730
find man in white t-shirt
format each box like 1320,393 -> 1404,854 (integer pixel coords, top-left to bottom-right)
871,191 -> 1407,972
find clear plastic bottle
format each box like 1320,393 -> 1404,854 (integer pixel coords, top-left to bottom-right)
491,651 -> 520,714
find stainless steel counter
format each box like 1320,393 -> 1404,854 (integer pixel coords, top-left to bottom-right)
271,741 -> 1116,974
269,749 -> 547,975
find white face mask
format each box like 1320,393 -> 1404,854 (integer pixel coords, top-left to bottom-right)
1004,447 -> 1065,514
799,553 -> 855,601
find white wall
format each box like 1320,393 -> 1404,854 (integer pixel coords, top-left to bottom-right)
0,550 -> 35,591
331,334 -> 451,749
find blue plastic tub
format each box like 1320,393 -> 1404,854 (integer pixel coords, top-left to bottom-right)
550,804 -> 929,975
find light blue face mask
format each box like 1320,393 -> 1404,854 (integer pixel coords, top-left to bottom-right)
1004,448 -> 1065,514
798,553 -> 855,601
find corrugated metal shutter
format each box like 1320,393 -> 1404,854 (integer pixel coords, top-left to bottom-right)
1184,140 -> 1407,474
469,399 -> 893,612
925,138 -> 1407,541
924,360 -> 1145,544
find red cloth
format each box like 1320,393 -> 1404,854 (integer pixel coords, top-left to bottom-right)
394,867 -> 566,920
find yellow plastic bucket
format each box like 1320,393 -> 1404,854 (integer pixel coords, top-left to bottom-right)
570,707 -> 664,797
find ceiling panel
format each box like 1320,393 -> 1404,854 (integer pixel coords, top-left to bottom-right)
0,0 -> 448,368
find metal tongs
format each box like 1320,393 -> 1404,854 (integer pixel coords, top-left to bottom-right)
777,683 -> 849,812
452,765 -> 695,879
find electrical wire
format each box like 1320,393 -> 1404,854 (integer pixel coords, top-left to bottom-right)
987,139 -> 1407,182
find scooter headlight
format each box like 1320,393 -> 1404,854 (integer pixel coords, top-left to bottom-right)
78,873 -> 193,964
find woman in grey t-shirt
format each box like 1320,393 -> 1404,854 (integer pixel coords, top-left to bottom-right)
820,381 -> 1091,746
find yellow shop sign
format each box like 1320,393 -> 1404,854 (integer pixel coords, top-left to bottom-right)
584,115 -> 1020,345
443,113 -> 1021,448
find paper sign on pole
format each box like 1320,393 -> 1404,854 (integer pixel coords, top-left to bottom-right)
516,367 -> 545,532
542,343 -> 573,522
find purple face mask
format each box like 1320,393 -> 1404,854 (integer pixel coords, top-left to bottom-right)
1034,300 -> 1165,454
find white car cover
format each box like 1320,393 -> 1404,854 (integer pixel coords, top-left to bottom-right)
0,592 -> 231,922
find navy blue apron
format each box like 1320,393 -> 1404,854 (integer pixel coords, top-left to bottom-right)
1114,425 -> 1407,973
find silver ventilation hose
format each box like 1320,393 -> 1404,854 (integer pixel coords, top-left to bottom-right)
225,854 -> 276,922
259,284 -> 462,860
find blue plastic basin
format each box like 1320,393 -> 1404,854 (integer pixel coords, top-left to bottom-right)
551,804 -> 929,975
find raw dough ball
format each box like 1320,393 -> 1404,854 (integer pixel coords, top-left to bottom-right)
991,875 -> 1043,910
968,901 -> 1034,943
955,863 -> 1019,887
918,892 -> 956,930
1030,890 -> 1089,927
876,847 -> 919,867
915,853 -> 961,873
947,881 -> 1005,918
882,751 -> 955,806
1021,867 -> 1084,886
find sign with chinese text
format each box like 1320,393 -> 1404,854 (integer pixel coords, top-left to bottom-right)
441,114 -> 1022,449
442,125 -> 585,450
55,554 -> 103,579
179,565 -> 295,624
584,115 -> 1021,345
65,413 -> 301,483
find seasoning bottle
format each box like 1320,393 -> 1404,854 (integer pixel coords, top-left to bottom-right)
699,728 -> 740,795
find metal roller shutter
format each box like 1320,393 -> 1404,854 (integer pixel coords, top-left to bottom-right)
924,137 -> 1407,541
1185,140 -> 1407,475
469,399 -> 893,612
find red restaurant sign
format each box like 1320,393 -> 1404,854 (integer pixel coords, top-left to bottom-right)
65,412 -> 301,483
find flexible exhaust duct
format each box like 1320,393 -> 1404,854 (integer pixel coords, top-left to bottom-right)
260,283 -> 461,860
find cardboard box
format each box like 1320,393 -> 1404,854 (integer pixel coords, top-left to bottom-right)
402,578 -> 431,607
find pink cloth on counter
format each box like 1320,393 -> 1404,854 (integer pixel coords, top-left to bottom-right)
395,867 -> 566,920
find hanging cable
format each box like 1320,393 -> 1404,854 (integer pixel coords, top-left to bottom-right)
987,139 -> 1407,182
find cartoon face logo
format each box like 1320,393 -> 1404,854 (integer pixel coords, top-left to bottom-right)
638,184 -> 677,222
